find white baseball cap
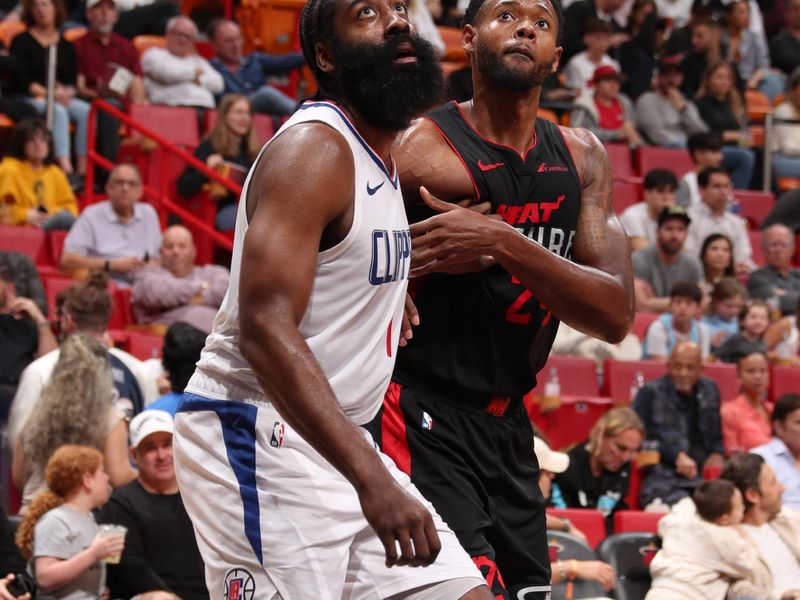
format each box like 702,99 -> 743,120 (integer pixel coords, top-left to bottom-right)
129,410 -> 173,448
86,0 -> 115,9
534,437 -> 569,474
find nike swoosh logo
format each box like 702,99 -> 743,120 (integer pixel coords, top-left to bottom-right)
477,160 -> 504,172
367,181 -> 385,195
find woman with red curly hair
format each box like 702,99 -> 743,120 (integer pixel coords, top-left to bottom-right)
16,445 -> 124,600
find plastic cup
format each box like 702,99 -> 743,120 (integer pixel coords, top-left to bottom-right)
637,440 -> 661,468
97,524 -> 127,564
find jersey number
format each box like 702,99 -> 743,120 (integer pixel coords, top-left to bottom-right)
504,276 -> 552,326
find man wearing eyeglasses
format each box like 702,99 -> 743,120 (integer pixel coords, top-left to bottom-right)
60,163 -> 161,286
141,15 -> 223,110
748,224 -> 800,316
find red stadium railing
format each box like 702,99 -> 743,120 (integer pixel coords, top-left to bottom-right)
85,99 -> 239,256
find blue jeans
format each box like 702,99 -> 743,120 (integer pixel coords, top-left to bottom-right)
757,70 -> 787,103
43,210 -> 75,231
722,145 -> 756,189
215,202 -> 237,231
28,97 -> 91,160
250,85 -> 296,116
773,153 -> 800,179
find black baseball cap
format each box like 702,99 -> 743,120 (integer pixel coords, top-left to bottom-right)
657,205 -> 692,227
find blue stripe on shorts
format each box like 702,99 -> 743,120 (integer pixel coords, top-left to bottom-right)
177,393 -> 263,563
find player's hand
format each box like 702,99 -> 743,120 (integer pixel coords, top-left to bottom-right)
358,478 -> 441,568
675,451 -> 698,480
399,294 -> 419,347
89,533 -> 125,562
410,187 -> 499,277
576,560 -> 616,590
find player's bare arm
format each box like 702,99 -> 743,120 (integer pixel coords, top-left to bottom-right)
238,123 -> 441,568
410,127 -> 634,343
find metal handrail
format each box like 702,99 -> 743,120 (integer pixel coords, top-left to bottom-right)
85,99 -> 240,253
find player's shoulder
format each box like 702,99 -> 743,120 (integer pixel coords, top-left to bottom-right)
558,125 -> 604,158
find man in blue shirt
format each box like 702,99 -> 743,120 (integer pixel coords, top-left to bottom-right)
208,18 -> 305,115
753,393 -> 800,509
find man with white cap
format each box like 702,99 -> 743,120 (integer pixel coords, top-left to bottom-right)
98,410 -> 208,600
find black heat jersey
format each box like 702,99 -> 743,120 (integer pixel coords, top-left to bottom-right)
394,101 -> 582,402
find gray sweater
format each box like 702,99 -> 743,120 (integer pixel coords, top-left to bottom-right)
635,91 -> 708,147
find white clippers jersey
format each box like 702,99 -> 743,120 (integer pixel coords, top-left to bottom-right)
186,101 -> 411,424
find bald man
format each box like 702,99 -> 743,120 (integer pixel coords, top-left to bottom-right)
131,226 -> 229,333
748,224 -> 800,316
633,341 -> 725,507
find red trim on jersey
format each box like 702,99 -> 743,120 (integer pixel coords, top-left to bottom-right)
386,319 -> 393,357
453,101 -> 538,161
424,116 -> 481,201
381,382 -> 411,475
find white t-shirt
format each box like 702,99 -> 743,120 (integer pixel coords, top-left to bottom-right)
741,522 -> 800,589
562,51 -> 620,95
619,202 -> 656,245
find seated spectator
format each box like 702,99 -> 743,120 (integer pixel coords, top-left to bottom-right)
407,0 -> 446,55
619,169 -> 677,251
700,233 -> 736,297
633,206 -> 702,313
633,341 -> 724,507
763,188 -> 800,233
10,0 -> 90,183
753,393 -> 800,509
15,445 -> 123,599
0,262 -> 55,425
694,60 -> 756,190
646,480 -> 755,600
679,16 -> 727,100
176,94 -> 260,231
724,0 -> 786,101
551,321 -> 642,372
722,452 -> 800,599
0,505 -> 33,600
132,225 -> 229,332
617,0 -> 663,101
769,0 -> 800,76
714,299 -> 771,363
208,18 -> 304,116
570,65 -> 640,145
675,131 -> 724,207
148,322 -> 207,415
552,407 -> 644,524
635,55 -> 709,147
74,0 -> 146,186
686,167 -> 755,274
702,276 -> 745,349
99,410 -> 208,600
765,299 -> 800,365
772,67 -> 800,181
561,0 -> 628,65
722,352 -> 772,454
748,224 -> 800,316
9,272 -> 158,451
562,19 -> 621,94
61,164 -> 161,287
98,0 -> 178,39
0,39 -> 38,124
643,281 -> 710,359
0,252 -> 46,315
12,335 -> 137,509
141,15 -> 223,109
0,118 -> 77,230
535,437 -> 616,595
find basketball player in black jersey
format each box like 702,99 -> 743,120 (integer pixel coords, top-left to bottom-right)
367,0 -> 635,598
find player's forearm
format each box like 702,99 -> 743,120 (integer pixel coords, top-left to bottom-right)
36,551 -> 98,592
492,224 -> 634,342
240,314 -> 391,493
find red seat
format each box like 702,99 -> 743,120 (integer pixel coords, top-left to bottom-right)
632,312 -> 659,341
771,366 -> 800,401
547,508 -> 607,549
703,362 -> 739,401
127,331 -> 164,360
612,181 -> 642,215
638,147 -> 694,178
46,230 -> 69,268
613,510 -> 664,533
531,396 -> 613,450
625,458 -> 641,510
734,189 -> 775,229
605,143 -> 636,179
45,276 -> 78,321
749,230 -> 764,266
531,355 -> 600,396
603,359 -> 667,403
0,225 -> 45,263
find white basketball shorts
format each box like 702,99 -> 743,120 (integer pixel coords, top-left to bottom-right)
173,392 -> 486,600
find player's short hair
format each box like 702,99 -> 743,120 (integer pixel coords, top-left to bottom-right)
720,452 -> 764,512
697,166 -> 730,188
463,0 -> 565,45
687,131 -> 723,157
693,479 -> 737,522
643,168 -> 678,192
670,281 -> 702,304
299,0 -> 339,98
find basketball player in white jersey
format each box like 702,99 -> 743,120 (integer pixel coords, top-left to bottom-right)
171,1 -> 493,599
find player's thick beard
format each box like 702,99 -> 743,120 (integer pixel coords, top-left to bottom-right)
331,33 -> 444,131
476,39 -> 555,91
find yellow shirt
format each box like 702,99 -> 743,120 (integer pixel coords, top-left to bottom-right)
0,157 -> 77,225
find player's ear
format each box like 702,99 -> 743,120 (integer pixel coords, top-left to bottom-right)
315,42 -> 335,75
462,25 -> 477,53
550,46 -> 562,74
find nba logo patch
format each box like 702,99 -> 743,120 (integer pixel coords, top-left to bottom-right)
223,568 -> 255,600
270,421 -> 285,448
421,411 -> 433,430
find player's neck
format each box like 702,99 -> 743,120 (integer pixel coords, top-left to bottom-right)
340,103 -> 397,173
468,85 -> 542,154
